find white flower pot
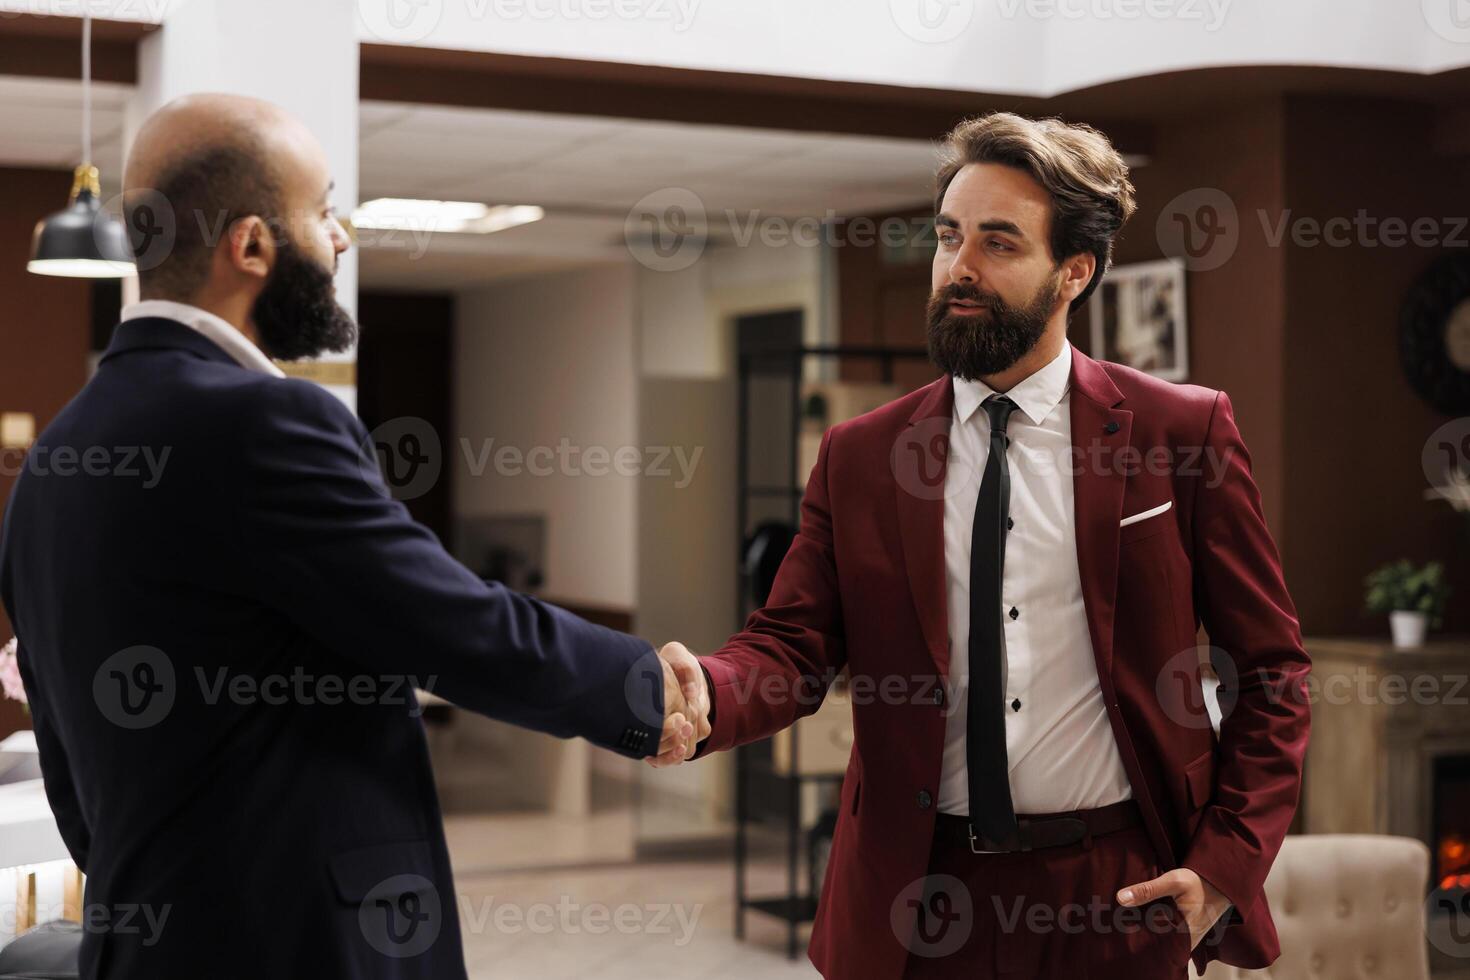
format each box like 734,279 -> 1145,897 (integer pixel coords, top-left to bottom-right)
1390,610 -> 1429,650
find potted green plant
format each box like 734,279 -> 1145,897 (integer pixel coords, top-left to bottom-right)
1363,560 -> 1451,649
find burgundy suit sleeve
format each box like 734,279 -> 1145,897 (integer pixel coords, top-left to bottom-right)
1180,391 -> 1311,920
694,427 -> 847,756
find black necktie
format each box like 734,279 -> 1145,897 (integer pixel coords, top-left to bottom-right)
968,393 -> 1018,846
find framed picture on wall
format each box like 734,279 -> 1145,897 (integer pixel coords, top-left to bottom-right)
1089,258 -> 1188,381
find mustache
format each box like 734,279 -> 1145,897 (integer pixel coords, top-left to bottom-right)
936,282 -> 999,305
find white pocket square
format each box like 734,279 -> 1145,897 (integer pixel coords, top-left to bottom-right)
1119,500 -> 1172,527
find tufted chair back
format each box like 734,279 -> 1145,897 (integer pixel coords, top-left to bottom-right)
1192,835 -> 1431,979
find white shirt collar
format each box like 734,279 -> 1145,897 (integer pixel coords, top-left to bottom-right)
120,300 -> 285,378
952,340 -> 1072,428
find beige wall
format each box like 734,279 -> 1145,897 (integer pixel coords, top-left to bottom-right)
449,240 -> 829,822
635,238 -> 831,832
453,263 -> 641,610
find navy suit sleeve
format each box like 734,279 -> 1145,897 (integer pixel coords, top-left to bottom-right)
14,642 -> 92,870
227,378 -> 664,758
1,503 -> 91,868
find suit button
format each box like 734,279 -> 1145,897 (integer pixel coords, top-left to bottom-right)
933,687 -> 945,706
1105,421 -> 1120,434
1009,607 -> 1019,620
1006,517 -> 1014,530
917,790 -> 933,810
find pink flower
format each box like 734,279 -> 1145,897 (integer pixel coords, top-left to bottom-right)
0,637 -> 26,705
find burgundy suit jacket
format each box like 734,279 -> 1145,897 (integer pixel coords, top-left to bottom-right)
697,347 -> 1311,979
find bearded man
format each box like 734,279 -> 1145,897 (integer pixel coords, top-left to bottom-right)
656,111 -> 1311,980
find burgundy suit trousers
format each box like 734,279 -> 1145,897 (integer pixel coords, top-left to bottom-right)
901,822 -> 1192,979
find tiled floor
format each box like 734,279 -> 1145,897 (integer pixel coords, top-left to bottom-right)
455,858 -> 823,979
445,812 -> 822,979
444,809 -> 637,874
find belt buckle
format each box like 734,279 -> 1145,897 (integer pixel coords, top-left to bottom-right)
970,822 -> 1005,852
967,824 -> 1008,855
968,816 -> 1090,853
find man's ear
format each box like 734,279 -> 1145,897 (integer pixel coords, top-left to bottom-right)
1061,252 -> 1097,305
226,215 -> 274,282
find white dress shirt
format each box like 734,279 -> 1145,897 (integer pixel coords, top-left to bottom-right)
937,340 -> 1133,816
120,299 -> 285,378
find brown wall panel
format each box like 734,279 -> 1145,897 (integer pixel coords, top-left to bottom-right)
1107,99 -> 1290,538
1279,96 -> 1470,636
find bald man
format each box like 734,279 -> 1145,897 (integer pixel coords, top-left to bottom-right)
0,94 -> 707,979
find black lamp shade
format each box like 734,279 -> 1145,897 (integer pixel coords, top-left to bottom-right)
28,166 -> 135,279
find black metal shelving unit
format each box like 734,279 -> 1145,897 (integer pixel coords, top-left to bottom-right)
733,343 -> 931,960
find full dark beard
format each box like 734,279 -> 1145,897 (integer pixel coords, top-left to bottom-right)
251,241 -> 357,362
925,274 -> 1060,380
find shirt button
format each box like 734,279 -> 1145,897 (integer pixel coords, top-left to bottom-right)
1009,607 -> 1019,620
1006,517 -> 1014,530
1011,698 -> 1022,712
917,790 -> 933,810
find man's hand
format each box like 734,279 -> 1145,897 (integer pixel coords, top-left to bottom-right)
1117,867 -> 1230,951
648,642 -> 710,768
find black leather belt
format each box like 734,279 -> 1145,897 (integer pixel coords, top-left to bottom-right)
934,799 -> 1141,853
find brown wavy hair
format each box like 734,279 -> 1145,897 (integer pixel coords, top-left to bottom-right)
934,112 -> 1136,312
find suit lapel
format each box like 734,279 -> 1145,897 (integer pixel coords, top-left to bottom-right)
894,377 -> 955,680
892,353 -> 1132,684
1068,348 -> 1132,682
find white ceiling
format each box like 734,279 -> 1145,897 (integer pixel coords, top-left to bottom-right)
356,211 -> 633,292
356,100 -> 940,290
0,76 -> 940,291
358,100 -> 939,218
8,0 -> 1470,94
0,76 -> 130,183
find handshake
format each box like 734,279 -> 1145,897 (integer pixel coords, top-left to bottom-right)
650,642 -> 711,768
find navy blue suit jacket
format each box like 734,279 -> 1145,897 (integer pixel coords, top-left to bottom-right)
0,318 -> 665,978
